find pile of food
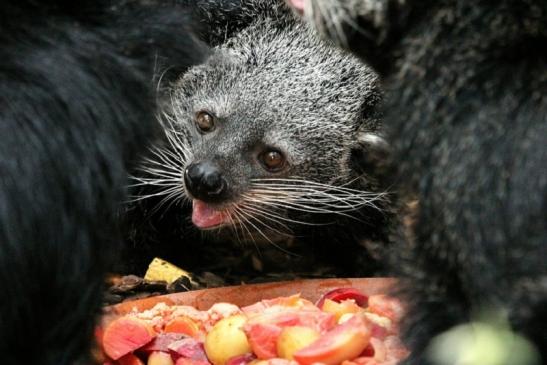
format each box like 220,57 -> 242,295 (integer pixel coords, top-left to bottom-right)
98,288 -> 409,365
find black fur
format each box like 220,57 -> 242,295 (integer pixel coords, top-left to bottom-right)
0,1 -> 206,364
299,0 -> 547,363
182,0 -> 294,46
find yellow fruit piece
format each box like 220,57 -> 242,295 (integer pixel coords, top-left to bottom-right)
144,257 -> 194,285
205,314 -> 252,365
148,351 -> 174,365
321,299 -> 362,322
277,326 -> 321,360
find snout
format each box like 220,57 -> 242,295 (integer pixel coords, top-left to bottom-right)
184,161 -> 227,202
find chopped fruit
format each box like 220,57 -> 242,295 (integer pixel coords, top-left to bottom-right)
363,312 -> 391,339
144,258 -> 194,286
225,354 -> 257,365
148,351 -> 174,365
321,299 -> 362,322
168,338 -> 208,361
98,288 -> 408,365
276,326 -> 320,360
261,295 -> 316,309
164,316 -> 202,338
367,295 -> 404,323
244,323 -> 282,359
242,295 -> 316,318
293,315 -> 371,365
246,308 -> 336,334
316,288 -> 368,309
118,353 -> 146,365
139,333 -> 187,354
205,315 -> 252,365
175,359 -> 211,365
103,317 -> 155,360
369,338 -> 386,362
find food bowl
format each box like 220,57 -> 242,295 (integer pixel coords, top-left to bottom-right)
99,278 -> 407,365
103,277 -> 396,319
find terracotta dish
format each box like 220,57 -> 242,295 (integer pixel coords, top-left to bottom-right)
104,277 -> 396,319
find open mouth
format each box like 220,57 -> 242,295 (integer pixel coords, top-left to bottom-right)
191,200 -> 230,229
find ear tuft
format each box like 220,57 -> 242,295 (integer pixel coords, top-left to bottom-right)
358,132 -> 389,149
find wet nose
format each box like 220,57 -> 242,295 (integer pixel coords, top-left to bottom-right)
184,161 -> 227,201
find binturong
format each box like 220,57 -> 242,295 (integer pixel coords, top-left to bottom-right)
130,0 -> 398,276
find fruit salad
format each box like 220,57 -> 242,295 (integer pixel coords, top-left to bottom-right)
98,288 -> 409,365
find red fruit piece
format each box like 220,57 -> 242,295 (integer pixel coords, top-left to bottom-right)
225,353 -> 257,365
244,323 -> 283,359
102,317 -> 155,360
316,288 -> 368,309
293,315 -> 371,365
168,338 -> 208,361
140,333 -> 188,354
360,344 -> 375,357
247,309 -> 336,333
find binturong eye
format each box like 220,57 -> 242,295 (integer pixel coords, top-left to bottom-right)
260,149 -> 286,172
195,110 -> 215,133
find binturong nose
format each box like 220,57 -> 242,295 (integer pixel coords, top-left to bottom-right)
184,161 -> 227,202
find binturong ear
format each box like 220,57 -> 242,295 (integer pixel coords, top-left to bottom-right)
349,131 -> 394,186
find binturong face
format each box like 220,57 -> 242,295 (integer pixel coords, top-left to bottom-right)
136,18 -> 389,244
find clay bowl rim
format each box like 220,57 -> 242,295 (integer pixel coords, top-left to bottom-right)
103,277 -> 398,322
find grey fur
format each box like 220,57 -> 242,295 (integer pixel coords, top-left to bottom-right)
133,1 -> 395,274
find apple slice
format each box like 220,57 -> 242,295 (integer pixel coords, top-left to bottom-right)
293,315 -> 371,365
102,317 -> 155,360
204,315 -> 252,365
276,326 -> 320,360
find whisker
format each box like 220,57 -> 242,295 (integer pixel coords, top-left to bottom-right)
240,200 -> 327,227
149,188 -> 185,215
238,203 -> 293,232
232,207 -> 259,246
125,185 -> 181,203
243,194 -> 356,215
236,205 -> 292,238
225,210 -> 244,246
233,206 -> 300,257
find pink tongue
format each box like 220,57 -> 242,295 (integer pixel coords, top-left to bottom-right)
192,200 -> 226,229
287,0 -> 305,13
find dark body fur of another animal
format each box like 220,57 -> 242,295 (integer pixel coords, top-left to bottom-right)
123,0 -> 398,280
0,1 -> 206,364
296,0 -> 547,363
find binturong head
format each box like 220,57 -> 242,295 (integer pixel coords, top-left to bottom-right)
135,16 -> 394,246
